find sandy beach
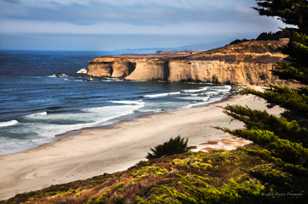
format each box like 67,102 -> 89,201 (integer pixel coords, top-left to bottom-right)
0,93 -> 282,200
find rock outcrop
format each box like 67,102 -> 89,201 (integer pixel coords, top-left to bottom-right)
86,39 -> 288,85
111,61 -> 132,78
87,62 -> 113,77
125,59 -> 168,81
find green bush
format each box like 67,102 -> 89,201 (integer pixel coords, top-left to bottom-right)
146,136 -> 189,160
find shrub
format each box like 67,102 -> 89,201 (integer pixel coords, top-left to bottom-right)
146,136 -> 189,160
229,39 -> 250,45
256,30 -> 291,41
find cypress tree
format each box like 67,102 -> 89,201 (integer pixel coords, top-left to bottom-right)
254,0 -> 308,33
224,0 -> 308,202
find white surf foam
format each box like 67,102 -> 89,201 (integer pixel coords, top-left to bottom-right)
76,68 -> 87,74
82,103 -> 144,125
0,136 -> 37,155
144,91 -> 180,98
0,120 -> 19,128
183,86 -> 231,109
100,78 -> 124,82
184,101 -> 210,108
25,111 -> 48,119
0,102 -> 147,154
185,94 -> 228,109
137,108 -> 163,113
205,91 -> 219,95
182,86 -> 208,93
48,74 -> 57,78
178,96 -> 210,101
18,103 -> 145,141
211,85 -> 232,93
48,73 -> 68,78
84,104 -> 143,116
110,100 -> 144,106
208,96 -> 227,103
0,84 -> 232,155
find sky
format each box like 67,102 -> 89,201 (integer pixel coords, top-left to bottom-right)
0,0 -> 283,51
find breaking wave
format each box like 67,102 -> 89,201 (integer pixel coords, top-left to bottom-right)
0,120 -> 19,128
144,91 -> 181,99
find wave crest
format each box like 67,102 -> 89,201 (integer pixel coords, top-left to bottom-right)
110,100 -> 144,106
0,120 -> 19,128
144,92 -> 180,99
25,112 -> 48,119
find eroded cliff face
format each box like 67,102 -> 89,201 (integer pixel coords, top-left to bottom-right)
168,60 -> 276,84
125,59 -> 168,81
86,39 -> 288,85
111,61 -> 133,78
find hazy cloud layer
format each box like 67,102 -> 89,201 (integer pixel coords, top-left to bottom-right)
0,0 -> 282,35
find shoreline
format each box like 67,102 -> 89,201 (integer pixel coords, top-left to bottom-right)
54,91 -> 235,147
0,82 -> 233,156
0,92 -> 282,200
1,86 -> 235,157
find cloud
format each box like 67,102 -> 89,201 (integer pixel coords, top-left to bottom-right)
0,17 -> 283,35
0,0 -> 281,35
2,0 -> 19,3
1,0 -> 233,7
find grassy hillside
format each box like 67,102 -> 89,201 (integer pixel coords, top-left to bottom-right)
2,144 -> 291,204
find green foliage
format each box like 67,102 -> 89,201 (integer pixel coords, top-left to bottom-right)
3,1 -> 308,204
224,105 -> 308,146
243,86 -> 308,123
229,39 -> 250,45
244,146 -> 308,177
146,136 -> 189,160
256,30 -> 291,41
249,163 -> 294,194
286,33 -> 308,66
254,0 -> 308,33
135,173 -> 266,204
223,1 -> 308,202
274,32 -> 308,83
224,129 -> 308,167
274,62 -> 308,84
131,165 -> 169,178
1,146 -> 279,204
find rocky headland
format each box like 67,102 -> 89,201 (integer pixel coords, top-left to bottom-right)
85,39 -> 288,85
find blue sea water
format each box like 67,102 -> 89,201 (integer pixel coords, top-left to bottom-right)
0,50 -> 232,155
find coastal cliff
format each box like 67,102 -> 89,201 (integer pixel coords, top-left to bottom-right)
86,39 -> 288,85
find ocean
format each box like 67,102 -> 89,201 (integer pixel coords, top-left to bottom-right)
0,50 -> 232,155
